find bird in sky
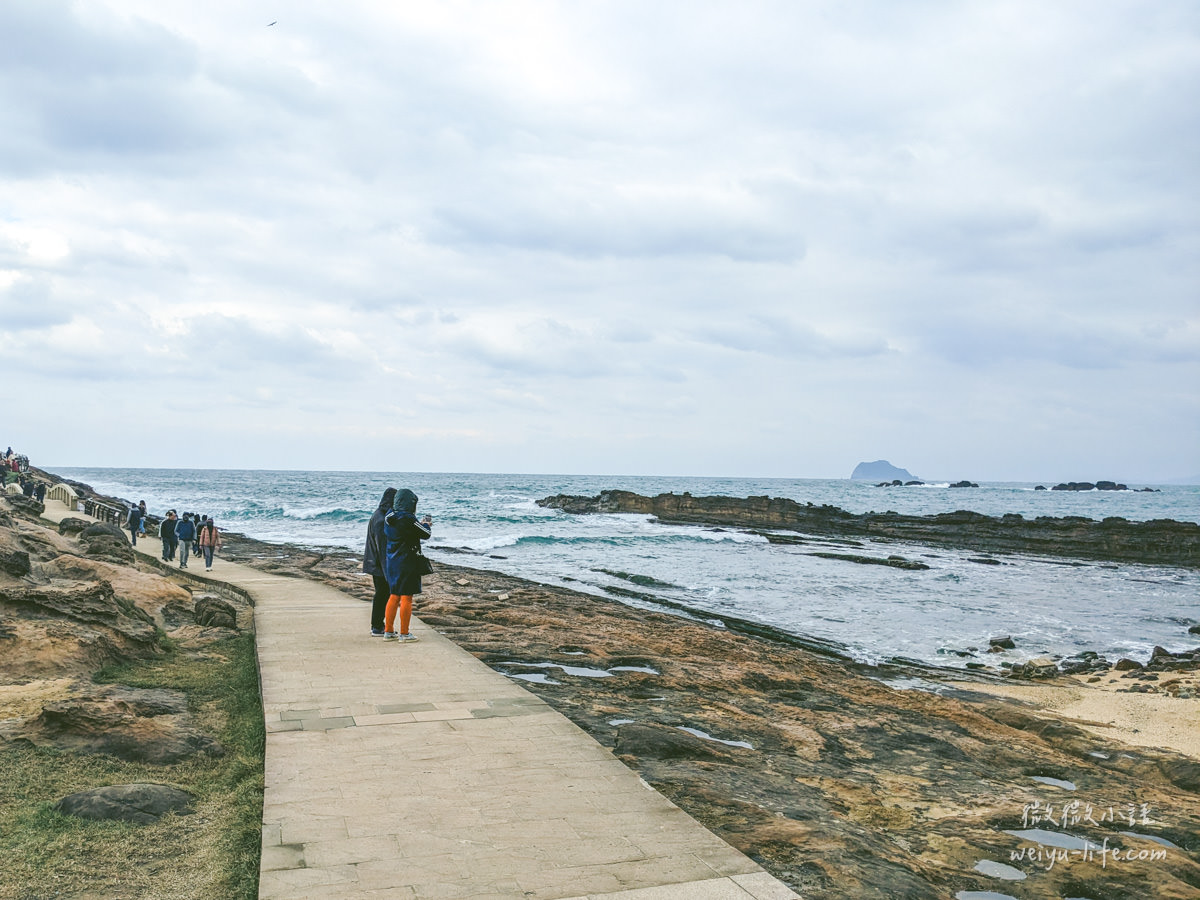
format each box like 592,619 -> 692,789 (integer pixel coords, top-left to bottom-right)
267,21 -> 277,26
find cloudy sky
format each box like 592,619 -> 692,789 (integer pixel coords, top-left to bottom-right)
2,1 -> 1197,481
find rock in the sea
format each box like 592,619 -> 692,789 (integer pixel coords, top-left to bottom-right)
1189,624 -> 1200,636
55,783 -> 193,824
949,480 -> 979,488
1051,481 -> 1129,492
988,635 -> 1016,650
536,490 -> 1200,567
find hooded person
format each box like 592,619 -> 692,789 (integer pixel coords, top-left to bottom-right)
381,488 -> 432,642
363,487 -> 398,636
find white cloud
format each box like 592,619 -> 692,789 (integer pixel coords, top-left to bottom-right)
0,0 -> 1196,480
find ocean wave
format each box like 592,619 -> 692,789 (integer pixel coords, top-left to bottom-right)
281,506 -> 368,522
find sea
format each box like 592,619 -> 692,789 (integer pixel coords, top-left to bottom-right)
50,468 -> 1200,672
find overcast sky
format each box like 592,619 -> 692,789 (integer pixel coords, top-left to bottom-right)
2,1 -> 1197,481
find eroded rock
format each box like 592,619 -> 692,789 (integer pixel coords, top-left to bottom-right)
6,684 -> 224,763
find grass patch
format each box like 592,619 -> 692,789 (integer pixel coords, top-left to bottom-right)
0,633 -> 264,900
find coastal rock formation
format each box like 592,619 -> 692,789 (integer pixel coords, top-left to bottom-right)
0,493 -> 230,763
55,783 -> 194,824
214,532 -> 1200,900
536,490 -> 1200,567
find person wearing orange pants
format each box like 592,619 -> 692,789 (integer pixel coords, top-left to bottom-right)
383,593 -> 413,639
381,488 -> 432,642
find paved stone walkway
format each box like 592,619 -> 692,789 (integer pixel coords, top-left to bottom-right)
41,499 -> 799,900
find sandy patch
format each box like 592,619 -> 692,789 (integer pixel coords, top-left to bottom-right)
952,672 -> 1200,760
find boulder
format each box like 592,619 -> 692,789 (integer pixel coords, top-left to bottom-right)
57,517 -> 92,536
55,783 -> 193,824
79,523 -> 129,543
194,595 -> 238,630
1114,658 -> 1143,671
77,523 -> 134,563
988,635 -> 1016,650
949,481 -> 979,488
1010,657 -> 1059,679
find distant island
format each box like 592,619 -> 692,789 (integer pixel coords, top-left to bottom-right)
850,460 -> 917,482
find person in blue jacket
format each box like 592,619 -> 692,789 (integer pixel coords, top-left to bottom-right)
363,487 -> 397,636
126,502 -> 144,546
382,488 -> 431,642
175,513 -> 196,569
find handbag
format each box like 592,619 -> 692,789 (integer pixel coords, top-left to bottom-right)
415,551 -> 434,576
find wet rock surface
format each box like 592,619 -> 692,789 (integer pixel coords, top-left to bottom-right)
537,490 -> 1200,567
224,533 -> 1200,900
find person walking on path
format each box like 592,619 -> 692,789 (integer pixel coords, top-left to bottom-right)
176,513 -> 196,569
382,489 -> 432,642
363,487 -> 397,636
198,517 -> 222,571
160,510 -> 178,561
126,502 -> 144,546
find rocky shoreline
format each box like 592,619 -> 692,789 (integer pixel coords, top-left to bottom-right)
6,473 -> 1200,898
537,490 -> 1200,567
215,529 -> 1200,899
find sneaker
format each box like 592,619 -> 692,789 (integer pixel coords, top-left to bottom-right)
370,628 -> 385,637
399,633 -> 419,643
382,631 -> 398,641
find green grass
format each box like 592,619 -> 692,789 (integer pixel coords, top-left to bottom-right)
0,633 -> 264,900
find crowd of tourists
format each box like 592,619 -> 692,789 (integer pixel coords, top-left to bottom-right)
125,502 -> 223,571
